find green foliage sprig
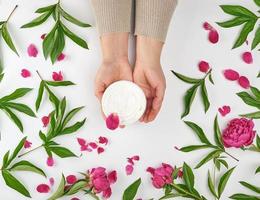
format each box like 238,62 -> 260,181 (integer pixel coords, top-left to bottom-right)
123,178 -> 141,200
178,116 -> 239,169
171,69 -> 214,118
1,137 -> 46,197
0,87 -> 36,132
22,1 -> 91,63
217,2 -> 260,49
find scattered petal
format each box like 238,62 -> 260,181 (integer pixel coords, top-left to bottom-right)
47,156 -> 54,167
21,69 -> 31,78
49,177 -> 55,186
131,155 -> 140,161
218,105 -> 231,117
52,71 -> 63,81
80,144 -> 92,152
242,52 -> 253,64
71,198 -> 80,200
42,116 -> 50,127
41,34 -> 46,40
198,61 -> 210,73
36,184 -> 50,193
208,30 -> 219,44
57,53 -> 66,61
89,142 -> 98,149
98,136 -> 108,145
107,171 -> 117,184
97,147 -> 105,154
27,44 -> 38,57
203,22 -> 213,31
223,69 -> 240,81
125,164 -> 134,175
66,175 -> 77,184
106,113 -> 119,130
238,76 -> 250,89
24,140 -> 32,149
77,138 -> 86,146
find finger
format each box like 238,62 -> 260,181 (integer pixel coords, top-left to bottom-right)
143,98 -> 153,123
95,82 -> 106,102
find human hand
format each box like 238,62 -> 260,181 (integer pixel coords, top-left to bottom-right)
133,36 -> 166,123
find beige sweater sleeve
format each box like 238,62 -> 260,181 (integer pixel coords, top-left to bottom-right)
135,0 -> 177,42
91,0 -> 132,35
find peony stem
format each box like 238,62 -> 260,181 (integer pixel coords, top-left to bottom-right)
36,70 -> 44,81
7,5 -> 18,22
18,145 -> 43,158
224,151 -> 239,162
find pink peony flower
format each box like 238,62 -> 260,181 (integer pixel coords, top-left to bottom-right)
36,184 -> 50,193
57,53 -> 66,61
47,156 -> 54,167
222,118 -> 256,148
66,175 -> 77,184
198,61 -> 210,73
147,163 -> 174,189
106,113 -> 119,130
218,105 -> 231,117
24,140 -> 32,148
27,44 -> 38,57
242,52 -> 253,64
98,136 -> 108,145
125,164 -> 134,175
223,69 -> 240,81
238,76 -> 250,89
52,71 -> 63,81
42,115 -> 50,127
21,69 -> 31,78
89,167 -> 117,198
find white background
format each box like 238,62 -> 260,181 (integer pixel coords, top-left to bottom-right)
0,0 -> 259,199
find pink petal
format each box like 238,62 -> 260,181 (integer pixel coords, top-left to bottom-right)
98,136 -> 108,145
42,116 -> 50,127
125,164 -> 134,175
132,155 -> 140,161
107,171 -> 117,184
238,76 -> 250,89
36,184 -> 50,193
80,144 -> 92,152
57,53 -> 66,61
106,113 -> 119,130
52,71 -> 63,81
223,69 -> 240,81
21,69 -> 31,78
49,177 -> 54,186
127,158 -> 134,165
77,138 -> 86,146
27,44 -> 38,57
47,156 -> 54,167
41,34 -> 46,40
97,147 -> 105,154
218,105 -> 231,117
203,22 -> 213,31
71,198 -> 80,200
242,52 -> 253,64
24,140 -> 32,149
198,61 -> 210,73
66,175 -> 77,184
89,142 -> 98,149
208,30 -> 219,44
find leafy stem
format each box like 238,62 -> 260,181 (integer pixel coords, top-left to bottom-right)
18,145 -> 43,158
224,151 -> 239,162
170,184 -> 203,200
6,5 -> 18,22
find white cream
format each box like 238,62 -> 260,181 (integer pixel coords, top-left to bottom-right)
101,80 -> 146,126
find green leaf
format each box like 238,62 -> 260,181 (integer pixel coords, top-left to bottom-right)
195,150 -> 222,169
230,193 -> 260,200
35,4 -> 56,13
219,5 -> 257,18
181,85 -> 199,118
59,7 -> 91,27
2,151 -> 10,168
240,181 -> 260,193
237,91 -> 260,109
182,162 -> 194,192
9,160 -> 46,177
7,137 -> 27,166
184,121 -> 212,145
1,23 -> 19,55
256,166 -> 260,174
0,73 -> 4,83
171,71 -> 201,84
0,88 -> 32,102
252,26 -> 260,50
214,116 -> 224,149
123,178 -> 141,200
3,102 -> 36,117
257,135 -> 260,149
254,0 -> 260,6
233,20 -> 256,49
43,22 -> 58,59
49,146 -> 76,158
47,175 -> 65,200
50,26 -> 65,63
2,170 -> 31,197
218,159 -> 229,169
3,107 -> 23,132
218,167 -> 235,197
65,180 -> 87,195
251,86 -> 260,99
217,17 -> 248,28
46,81 -> 75,87
209,73 -> 214,85
62,106 -> 84,128
159,193 -> 183,200
61,23 -> 88,49
200,80 -> 210,113
21,11 -> 52,28
35,80 -> 44,111
59,119 -> 86,135
240,111 -> 260,119
207,171 -> 218,198
179,145 -> 210,152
